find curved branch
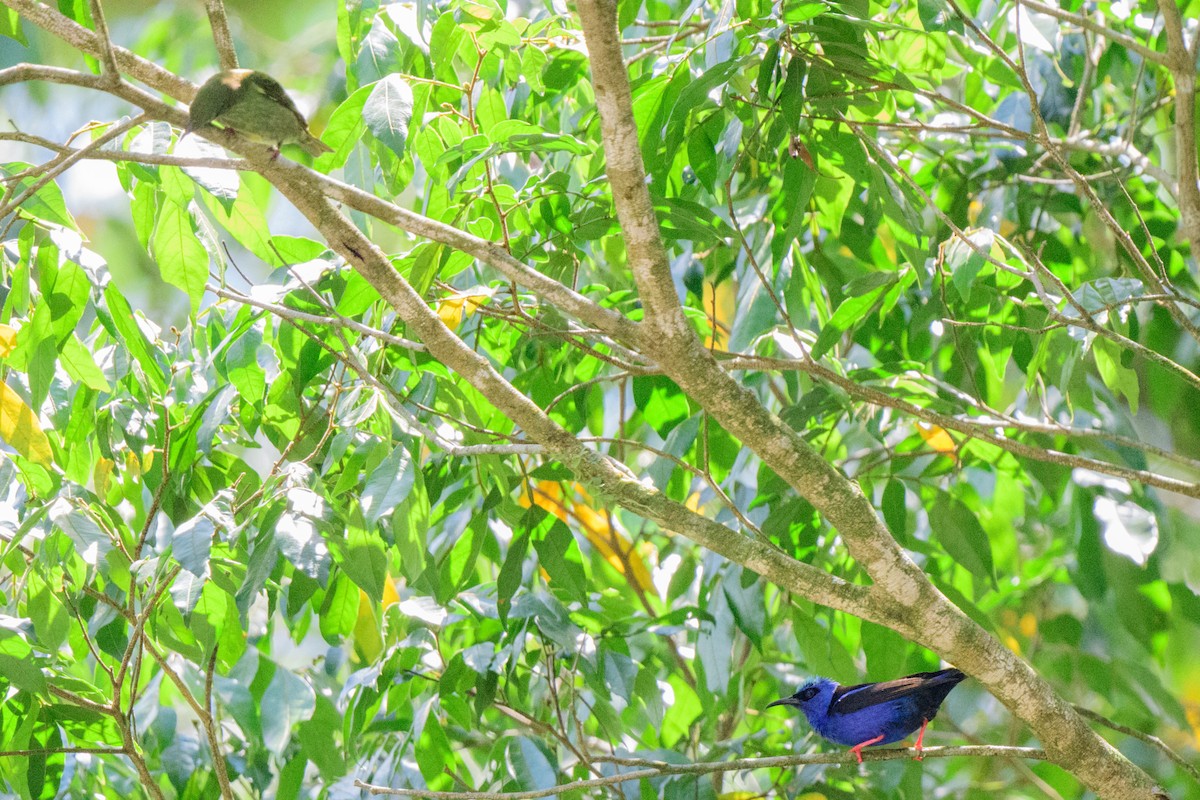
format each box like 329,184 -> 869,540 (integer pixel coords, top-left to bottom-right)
310,172 -> 643,350
1074,706 -> 1200,788
2,0 -> 195,100
263,167 -> 884,623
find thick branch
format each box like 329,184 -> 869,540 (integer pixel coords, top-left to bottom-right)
1157,0 -> 1200,249
576,0 -> 1163,797
573,0 -> 688,336
265,167 -> 884,623
202,0 -> 239,70
310,173 -> 643,351
2,0 -> 195,100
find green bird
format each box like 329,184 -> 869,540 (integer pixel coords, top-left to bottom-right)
185,69 -> 332,157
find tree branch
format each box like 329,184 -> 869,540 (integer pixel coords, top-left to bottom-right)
202,0 -> 239,70
85,0 -> 119,80
577,0 -> 1165,796
355,747 -> 1051,798
1156,0 -> 1200,249
1017,0 -> 1169,66
263,166 -> 885,622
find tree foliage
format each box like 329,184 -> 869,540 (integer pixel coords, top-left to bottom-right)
1,0 -> 1199,798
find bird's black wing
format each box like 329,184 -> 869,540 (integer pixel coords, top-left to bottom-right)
828,669 -> 965,716
249,72 -> 309,125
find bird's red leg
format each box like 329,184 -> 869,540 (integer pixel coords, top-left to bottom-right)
912,718 -> 930,760
849,734 -> 886,764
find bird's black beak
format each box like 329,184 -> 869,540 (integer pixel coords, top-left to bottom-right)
766,696 -> 800,709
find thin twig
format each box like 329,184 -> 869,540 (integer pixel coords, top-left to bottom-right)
86,0 -> 119,79
1074,706 -> 1200,787
356,747 -> 1050,798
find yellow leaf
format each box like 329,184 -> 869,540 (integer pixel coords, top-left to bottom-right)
1181,672 -> 1200,748
520,480 -> 570,522
916,421 -> 957,455
382,574 -> 400,610
1018,612 -> 1037,638
0,324 -> 16,356
967,199 -> 983,225
437,296 -> 468,330
520,481 -> 656,595
353,589 -> 384,664
702,280 -> 736,351
571,490 -> 655,596
876,223 -> 897,265
94,457 -> 114,499
436,291 -> 490,332
463,2 -> 498,19
0,382 -> 53,465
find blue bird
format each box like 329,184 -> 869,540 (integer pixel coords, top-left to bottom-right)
767,668 -> 966,763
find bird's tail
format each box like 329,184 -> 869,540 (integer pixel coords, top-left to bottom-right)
300,131 -> 333,157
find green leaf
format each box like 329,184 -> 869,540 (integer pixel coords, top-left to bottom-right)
0,7 -> 28,45
811,278 -> 893,359
98,285 -> 167,391
152,199 -> 209,313
497,528 -> 529,626
440,505 -> 489,598
173,516 -> 214,577
1,162 -> 78,229
262,664 -> 316,752
532,517 -> 587,603
276,509 -> 331,582
361,443 -> 416,524
1092,338 -> 1139,414
664,58 -> 744,157
882,478 -> 908,543
363,74 -> 414,159
59,334 -> 111,391
49,501 -> 110,567
507,737 -> 557,790
42,259 -> 88,345
330,525 -> 387,603
723,567 -> 765,650
320,573 -> 358,642
317,84 -> 372,169
0,623 -> 46,694
790,608 -> 856,680
930,493 -> 996,587
199,179 -> 276,264
632,375 -> 690,437
944,228 -> 993,301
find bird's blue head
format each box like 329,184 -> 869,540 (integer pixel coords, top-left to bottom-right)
767,677 -> 837,727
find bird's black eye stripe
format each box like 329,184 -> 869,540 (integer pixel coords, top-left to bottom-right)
799,686 -> 819,701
